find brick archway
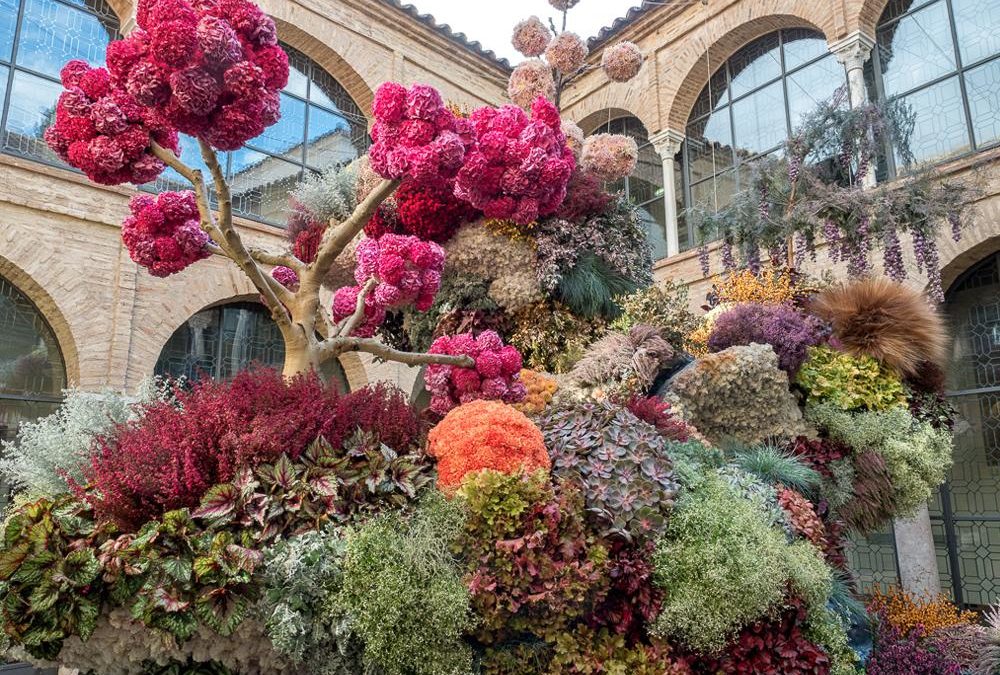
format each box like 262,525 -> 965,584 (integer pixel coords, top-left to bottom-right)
576,107 -> 647,136
853,0 -> 892,37
0,256 -> 80,386
664,12 -> 834,132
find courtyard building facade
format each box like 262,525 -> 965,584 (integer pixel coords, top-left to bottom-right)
1,0 -> 998,606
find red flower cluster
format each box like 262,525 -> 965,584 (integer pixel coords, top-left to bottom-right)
777,488 -> 828,549
556,168 -> 614,223
270,265 -> 299,290
84,370 -> 422,530
366,180 -> 478,243
121,191 -> 210,276
44,61 -> 179,185
332,233 -> 445,337
455,97 -> 575,225
625,396 -> 691,442
427,400 -> 549,490
104,0 -> 288,150
425,331 -> 526,415
369,82 -> 472,185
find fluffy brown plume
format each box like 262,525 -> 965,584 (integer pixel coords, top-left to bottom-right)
810,277 -> 948,376
570,324 -> 674,392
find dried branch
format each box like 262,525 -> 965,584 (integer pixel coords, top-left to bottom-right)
336,277 -> 377,338
323,337 -> 475,368
248,246 -> 305,271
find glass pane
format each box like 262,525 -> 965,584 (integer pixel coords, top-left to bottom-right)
894,76 -> 970,166
965,58 -> 1000,148
3,69 -> 61,162
305,105 -> 358,169
952,0 -> 1000,66
309,65 -> 363,118
686,110 -> 733,182
283,44 -> 309,99
228,148 -> 301,225
782,29 -> 828,71
0,0 -> 17,62
627,143 -> 663,204
947,254 -> 1000,392
246,92 -> 306,162
16,0 -> 114,78
845,528 -> 900,594
0,276 -> 65,398
690,170 -> 736,213
0,65 -> 8,114
786,54 -> 847,132
876,0 -> 955,97
0,398 -> 61,444
689,68 -> 729,120
729,32 -> 782,98
731,80 -> 787,159
638,197 -> 667,261
948,393 -> 1000,513
152,133 -> 213,193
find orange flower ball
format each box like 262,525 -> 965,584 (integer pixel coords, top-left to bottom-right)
428,400 -> 550,490
513,369 -> 559,415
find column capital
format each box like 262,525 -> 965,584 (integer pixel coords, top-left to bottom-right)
649,129 -> 686,158
829,31 -> 876,72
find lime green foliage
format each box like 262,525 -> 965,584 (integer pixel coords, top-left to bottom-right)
807,402 -> 953,515
611,281 -> 700,353
0,496 -> 106,660
650,476 -> 831,654
548,625 -> 687,674
337,493 -> 473,675
261,526 -> 361,674
806,607 -> 862,675
796,346 -> 907,411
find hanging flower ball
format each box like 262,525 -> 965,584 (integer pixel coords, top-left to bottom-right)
548,0 -> 580,9
44,61 -> 179,185
331,284 -> 387,338
103,0 -> 288,151
545,32 -> 588,76
507,59 -> 556,109
425,331 -> 526,415
455,98 -> 576,226
602,41 -> 644,82
369,82 -> 473,185
120,191 -> 210,277
582,133 -> 638,182
270,265 -> 299,291
511,16 -> 552,58
562,120 -> 585,159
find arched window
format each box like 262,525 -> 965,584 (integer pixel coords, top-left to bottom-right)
0,274 -> 66,443
680,29 -> 848,250
868,0 -> 1000,171
154,44 -> 370,226
154,301 -> 349,390
0,0 -> 120,164
589,115 -> 667,259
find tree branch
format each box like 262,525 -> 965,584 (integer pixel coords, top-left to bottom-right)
321,337 -> 475,368
248,246 -> 305,272
336,277 -> 377,338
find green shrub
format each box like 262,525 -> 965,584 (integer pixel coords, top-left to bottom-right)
336,492 -> 473,675
796,346 -> 907,411
611,281 -> 700,354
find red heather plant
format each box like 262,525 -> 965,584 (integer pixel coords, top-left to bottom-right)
85,371 -> 422,530
625,396 -> 691,443
867,616 -> 962,675
706,302 -> 829,376
690,598 -> 831,674
456,470 -> 608,644
585,540 -> 663,642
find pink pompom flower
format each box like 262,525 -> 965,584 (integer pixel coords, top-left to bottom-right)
545,32 -> 588,75
121,190 -> 210,276
506,59 -> 556,109
425,330 -> 525,413
581,132 -> 638,182
511,16 -> 552,58
602,41 -> 644,83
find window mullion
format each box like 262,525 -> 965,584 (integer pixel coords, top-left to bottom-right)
0,0 -> 28,141
944,0 -> 977,151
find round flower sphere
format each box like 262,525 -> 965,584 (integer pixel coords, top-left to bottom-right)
511,16 -> 552,58
562,120 -> 585,159
507,59 -> 556,109
545,32 -> 588,75
582,132 -> 638,182
602,41 -> 644,82
427,399 -> 550,491
121,191 -> 210,276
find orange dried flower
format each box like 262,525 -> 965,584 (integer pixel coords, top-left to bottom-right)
428,400 -> 550,490
513,369 -> 559,415
869,587 -> 977,637
716,269 -> 796,305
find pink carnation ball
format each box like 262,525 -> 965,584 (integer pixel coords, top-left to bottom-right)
602,41 -> 644,83
582,132 -> 638,182
545,32 -> 588,76
507,59 -> 556,109
511,16 -> 552,58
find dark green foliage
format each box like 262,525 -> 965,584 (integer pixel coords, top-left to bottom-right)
405,274 -> 499,351
142,659 -> 233,675
536,402 -> 680,542
0,497 -> 106,660
557,253 -> 641,319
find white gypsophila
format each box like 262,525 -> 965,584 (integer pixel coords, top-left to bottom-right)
290,157 -> 362,223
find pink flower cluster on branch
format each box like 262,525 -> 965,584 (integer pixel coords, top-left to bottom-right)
582,133 -> 639,182
45,61 -> 179,185
121,191 -> 210,276
332,234 -> 445,337
455,97 -> 575,225
369,83 -> 472,185
105,0 -> 289,150
425,330 -> 526,414
366,180 -> 479,243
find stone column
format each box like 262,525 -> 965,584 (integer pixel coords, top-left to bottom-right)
831,31 -> 877,187
649,129 -> 686,259
832,31 -> 942,597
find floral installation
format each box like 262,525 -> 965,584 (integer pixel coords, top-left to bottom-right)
512,16 -> 552,58
425,330 -> 526,414
121,191 -> 210,277
602,41 -> 644,82
581,133 -> 639,182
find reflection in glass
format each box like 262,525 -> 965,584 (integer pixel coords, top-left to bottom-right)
732,80 -> 786,158
786,55 -> 845,130
964,59 -> 1000,148
4,69 -> 61,161
16,0 -> 113,77
229,148 -> 301,224
876,0 -> 954,97
306,105 -> 357,169
249,93 -> 306,160
639,197 -> 667,261
895,76 -> 970,165
686,111 -> 733,182
952,0 -> 1000,66
729,32 -> 781,98
782,28 -> 829,70
0,0 -> 16,62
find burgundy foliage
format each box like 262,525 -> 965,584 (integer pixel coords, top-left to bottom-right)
867,617 -> 962,675
585,540 -> 663,641
555,169 -> 613,223
625,396 -> 691,442
787,436 -> 849,479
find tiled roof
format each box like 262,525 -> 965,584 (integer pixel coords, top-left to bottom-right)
588,2 -> 660,50
379,0 -> 512,71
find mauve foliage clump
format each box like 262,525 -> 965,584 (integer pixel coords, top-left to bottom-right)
456,470 -> 608,644
536,401 -> 680,542
707,302 -> 829,375
85,372 -> 422,530
867,618 -> 961,675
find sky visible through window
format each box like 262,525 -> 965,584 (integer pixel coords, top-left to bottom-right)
408,1 -> 643,63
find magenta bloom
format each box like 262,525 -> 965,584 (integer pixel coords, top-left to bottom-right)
121,191 -> 210,276
425,331 -> 525,414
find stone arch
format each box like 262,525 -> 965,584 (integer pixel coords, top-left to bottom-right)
853,0 -> 892,37
576,107 -> 646,136
664,11 -> 835,131
0,256 -> 80,386
939,203 -> 1000,294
